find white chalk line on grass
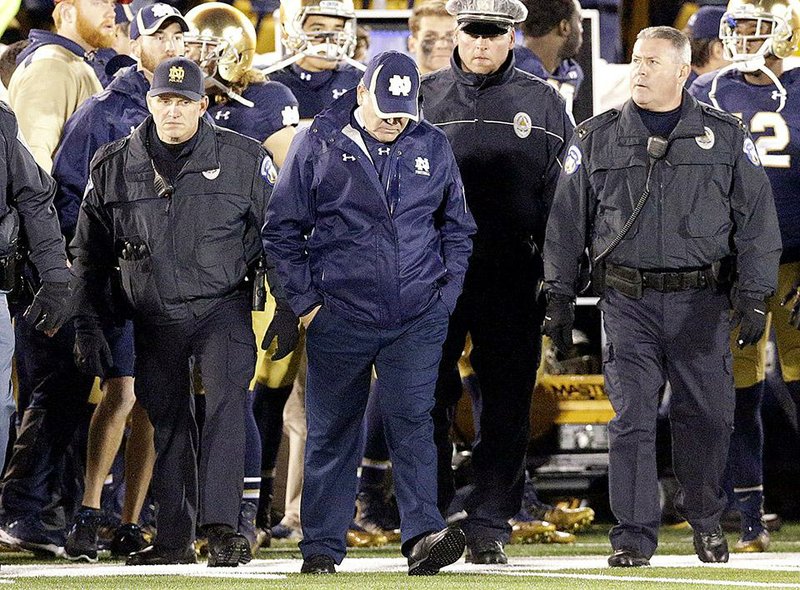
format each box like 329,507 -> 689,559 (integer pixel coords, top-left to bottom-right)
498,572 -> 800,588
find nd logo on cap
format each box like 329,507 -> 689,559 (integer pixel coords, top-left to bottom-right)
169,66 -> 185,84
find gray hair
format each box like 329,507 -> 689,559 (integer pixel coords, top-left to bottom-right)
636,26 -> 691,65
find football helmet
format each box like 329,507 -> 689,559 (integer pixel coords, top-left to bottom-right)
719,0 -> 800,61
279,0 -> 357,61
710,0 -> 800,111
184,2 -> 256,84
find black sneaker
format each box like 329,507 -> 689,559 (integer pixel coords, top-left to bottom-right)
110,523 -> 148,558
407,527 -> 465,576
205,524 -> 251,567
301,554 -> 336,574
126,544 -> 197,566
608,548 -> 650,567
694,526 -> 729,563
64,508 -> 102,563
465,538 -> 507,565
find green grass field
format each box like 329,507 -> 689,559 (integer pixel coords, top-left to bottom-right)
3,524 -> 800,589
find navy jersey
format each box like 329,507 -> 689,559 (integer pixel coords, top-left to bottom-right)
690,68 -> 800,260
208,80 -> 299,144
513,46 -> 583,113
269,63 -> 362,119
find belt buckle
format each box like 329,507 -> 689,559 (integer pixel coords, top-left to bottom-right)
665,272 -> 680,291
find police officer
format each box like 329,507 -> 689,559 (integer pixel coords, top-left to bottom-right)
420,0 -> 573,564
543,26 -> 781,567
70,57 -> 275,567
51,4 -> 189,562
263,51 -> 475,575
0,103 -> 71,495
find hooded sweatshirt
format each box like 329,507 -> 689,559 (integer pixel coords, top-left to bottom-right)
10,29 -> 102,172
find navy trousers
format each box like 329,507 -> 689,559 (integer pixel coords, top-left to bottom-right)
300,300 -> 449,563
133,295 -> 254,551
602,287 -> 735,558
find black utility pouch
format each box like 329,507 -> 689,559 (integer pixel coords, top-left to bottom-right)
0,208 -> 21,292
605,265 -> 643,299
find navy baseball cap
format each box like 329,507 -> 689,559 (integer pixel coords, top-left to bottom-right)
130,3 -> 189,40
687,6 -> 726,40
362,51 -> 420,122
148,57 -> 204,101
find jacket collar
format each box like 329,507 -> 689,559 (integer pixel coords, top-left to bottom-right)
17,30 -> 90,65
126,116 -> 220,180
450,48 -> 515,89
617,91 -> 706,146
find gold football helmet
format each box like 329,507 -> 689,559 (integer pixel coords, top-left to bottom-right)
710,0 -> 800,111
720,0 -> 800,61
279,0 -> 357,60
184,2 -> 257,84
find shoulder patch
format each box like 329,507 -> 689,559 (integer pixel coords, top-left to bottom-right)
564,145 -> 582,175
743,137 -> 762,167
576,109 -> 620,139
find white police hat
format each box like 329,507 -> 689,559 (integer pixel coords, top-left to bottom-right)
445,0 -> 528,29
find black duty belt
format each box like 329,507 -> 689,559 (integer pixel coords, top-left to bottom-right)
605,264 -> 714,298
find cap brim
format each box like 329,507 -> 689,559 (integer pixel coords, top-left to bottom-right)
131,13 -> 189,39
460,20 -> 511,36
148,88 -> 204,102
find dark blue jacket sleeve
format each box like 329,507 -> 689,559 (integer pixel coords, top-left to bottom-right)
262,129 -> 323,317
51,108 -> 112,241
438,141 -> 476,313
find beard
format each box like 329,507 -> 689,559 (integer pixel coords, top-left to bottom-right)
559,28 -> 582,62
76,7 -> 115,50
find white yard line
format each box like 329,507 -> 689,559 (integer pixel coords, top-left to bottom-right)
502,572 -> 800,588
1,553 -> 799,579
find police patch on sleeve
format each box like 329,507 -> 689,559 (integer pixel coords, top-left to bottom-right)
743,137 -> 761,167
261,155 -> 278,185
564,145 -> 582,175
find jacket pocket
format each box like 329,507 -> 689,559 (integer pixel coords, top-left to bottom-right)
119,256 -> 163,316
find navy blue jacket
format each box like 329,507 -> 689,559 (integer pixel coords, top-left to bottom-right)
262,92 -> 476,327
51,66 -> 150,241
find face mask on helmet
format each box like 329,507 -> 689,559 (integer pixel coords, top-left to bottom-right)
719,0 -> 800,64
184,2 -> 256,84
280,0 -> 358,61
710,0 -> 800,112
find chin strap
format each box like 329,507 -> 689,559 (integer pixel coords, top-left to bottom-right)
205,77 -> 255,108
261,44 -> 367,76
709,55 -> 786,113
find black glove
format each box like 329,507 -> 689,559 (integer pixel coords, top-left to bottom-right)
261,299 -> 300,360
781,278 -> 800,330
24,281 -> 72,333
542,293 -> 574,355
73,323 -> 113,378
733,296 -> 767,349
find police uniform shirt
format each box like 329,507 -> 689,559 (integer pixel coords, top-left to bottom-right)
690,68 -> 800,262
269,63 -> 362,119
208,80 -> 300,143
